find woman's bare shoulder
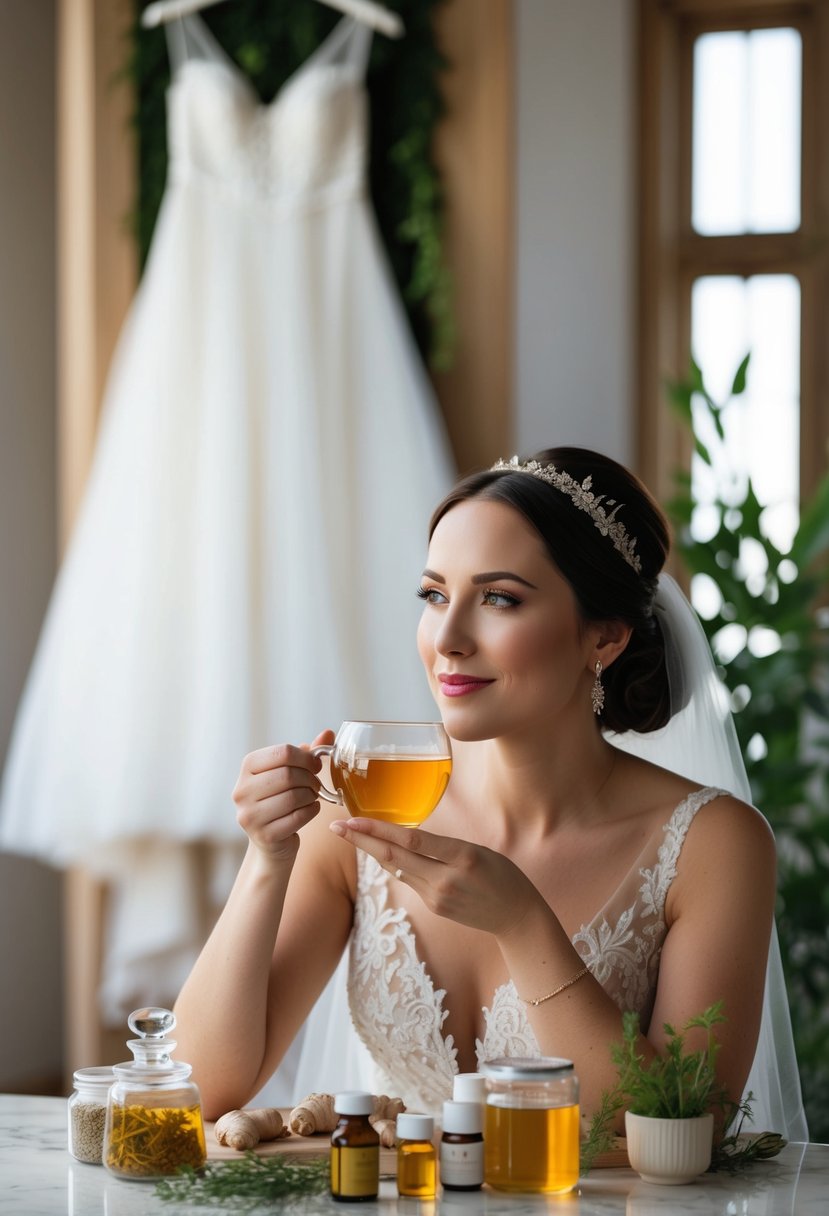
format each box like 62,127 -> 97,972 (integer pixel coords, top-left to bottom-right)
684,787 -> 776,858
613,750 -> 772,841
665,784 -> 776,923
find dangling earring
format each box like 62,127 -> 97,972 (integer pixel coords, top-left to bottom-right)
591,659 -> 605,715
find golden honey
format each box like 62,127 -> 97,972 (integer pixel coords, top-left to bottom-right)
396,1114 -> 436,1198
484,1102 -> 579,1194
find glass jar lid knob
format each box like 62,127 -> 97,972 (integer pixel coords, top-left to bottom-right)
125,1007 -> 179,1070
128,1007 -> 176,1039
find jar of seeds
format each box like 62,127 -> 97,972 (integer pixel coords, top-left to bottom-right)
68,1067 -> 115,1164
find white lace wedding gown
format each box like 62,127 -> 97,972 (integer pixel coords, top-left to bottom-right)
0,14 -> 454,1045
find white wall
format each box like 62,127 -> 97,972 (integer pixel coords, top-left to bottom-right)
0,0 -> 63,1091
514,0 -> 635,463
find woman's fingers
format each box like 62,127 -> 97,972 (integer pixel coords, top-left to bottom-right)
244,763 -> 321,804
246,742 -> 323,777
331,818 -> 461,861
301,729 -> 336,752
330,816 -> 539,936
232,734 -> 334,859
328,818 -> 463,886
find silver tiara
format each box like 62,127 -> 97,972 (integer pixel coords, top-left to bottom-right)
490,455 -> 642,573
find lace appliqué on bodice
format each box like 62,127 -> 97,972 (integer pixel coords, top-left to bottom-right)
348,852 -> 459,1112
572,786 -> 726,1027
348,787 -> 725,1113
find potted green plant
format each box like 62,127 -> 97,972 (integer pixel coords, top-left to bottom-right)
582,1002 -> 748,1184
666,354 -> 829,1140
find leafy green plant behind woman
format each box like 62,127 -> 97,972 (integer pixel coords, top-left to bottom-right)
667,354 -> 829,1142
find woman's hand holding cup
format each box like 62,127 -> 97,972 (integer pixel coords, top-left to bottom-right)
233,730 -> 335,864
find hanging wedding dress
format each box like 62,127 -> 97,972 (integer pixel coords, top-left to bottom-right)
0,12 -> 454,1089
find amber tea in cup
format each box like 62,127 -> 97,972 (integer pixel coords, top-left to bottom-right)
313,721 -> 451,827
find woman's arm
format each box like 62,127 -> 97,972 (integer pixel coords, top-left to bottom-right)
174,737 -> 355,1118
646,796 -> 776,1101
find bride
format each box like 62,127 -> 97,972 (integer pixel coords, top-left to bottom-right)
174,447 -> 806,1138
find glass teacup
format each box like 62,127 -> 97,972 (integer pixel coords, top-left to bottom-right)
312,721 -> 451,827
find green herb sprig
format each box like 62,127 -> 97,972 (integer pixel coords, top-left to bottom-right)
155,1152 -> 329,1208
613,1001 -> 729,1120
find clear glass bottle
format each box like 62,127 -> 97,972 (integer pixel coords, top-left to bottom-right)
396,1113 -> 436,1198
440,1100 -> 483,1191
68,1066 -> 114,1164
102,1007 -> 206,1181
482,1056 -> 579,1194
330,1091 -> 380,1202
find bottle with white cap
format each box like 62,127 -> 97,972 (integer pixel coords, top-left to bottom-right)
452,1072 -> 487,1105
396,1113 -> 436,1198
330,1091 -> 380,1202
440,1100 -> 484,1191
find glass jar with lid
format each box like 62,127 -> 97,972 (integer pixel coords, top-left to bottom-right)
68,1066 -> 115,1164
481,1056 -> 579,1194
102,1007 -> 206,1180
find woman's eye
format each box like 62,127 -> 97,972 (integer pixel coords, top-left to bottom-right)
417,586 -> 447,605
482,588 -> 520,608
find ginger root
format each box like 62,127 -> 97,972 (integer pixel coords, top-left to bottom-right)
214,1107 -> 291,1150
371,1094 -> 405,1121
289,1092 -> 406,1136
371,1117 -> 398,1148
289,1092 -> 338,1136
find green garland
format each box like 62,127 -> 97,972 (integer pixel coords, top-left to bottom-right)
129,0 -> 453,368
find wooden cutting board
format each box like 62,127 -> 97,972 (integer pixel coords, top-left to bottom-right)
205,1110 -> 630,1171
205,1111 -> 398,1174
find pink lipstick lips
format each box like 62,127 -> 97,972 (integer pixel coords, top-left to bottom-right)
438,673 -> 495,697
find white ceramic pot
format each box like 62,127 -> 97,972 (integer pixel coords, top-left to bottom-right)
625,1111 -> 714,1185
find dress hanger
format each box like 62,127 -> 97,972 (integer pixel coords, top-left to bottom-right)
141,0 -> 404,39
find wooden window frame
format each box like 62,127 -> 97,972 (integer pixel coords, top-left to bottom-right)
637,0 -> 829,507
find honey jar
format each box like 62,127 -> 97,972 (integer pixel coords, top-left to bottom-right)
481,1056 -> 579,1194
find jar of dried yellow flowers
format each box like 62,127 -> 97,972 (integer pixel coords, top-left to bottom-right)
102,1007 -> 206,1181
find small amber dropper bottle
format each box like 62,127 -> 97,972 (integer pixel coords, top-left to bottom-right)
330,1091 -> 380,1203
396,1113 -> 436,1198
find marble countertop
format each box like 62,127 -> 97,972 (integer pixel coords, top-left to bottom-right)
1,1094 -> 826,1215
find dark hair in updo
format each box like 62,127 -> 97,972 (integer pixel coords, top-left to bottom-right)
429,447 -> 672,734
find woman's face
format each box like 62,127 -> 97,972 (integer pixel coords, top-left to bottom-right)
417,498 -> 599,743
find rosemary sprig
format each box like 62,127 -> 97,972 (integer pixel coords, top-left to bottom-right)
709,1101 -> 787,1173
579,1085 -> 624,1174
155,1152 -> 329,1208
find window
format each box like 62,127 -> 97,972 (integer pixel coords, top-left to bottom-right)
692,27 -> 802,236
637,0 -> 829,515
